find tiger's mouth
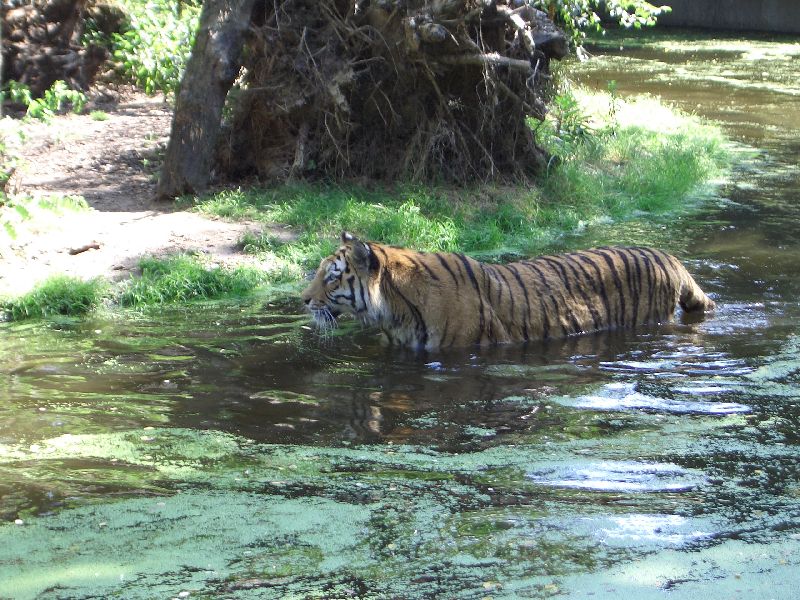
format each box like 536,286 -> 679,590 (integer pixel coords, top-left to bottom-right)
308,305 -> 341,332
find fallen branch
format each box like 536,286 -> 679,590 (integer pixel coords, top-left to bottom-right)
435,52 -> 533,73
68,242 -> 101,255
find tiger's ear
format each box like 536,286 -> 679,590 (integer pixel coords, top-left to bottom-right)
341,232 -> 372,273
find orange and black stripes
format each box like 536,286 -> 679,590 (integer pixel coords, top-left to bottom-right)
301,235 -> 715,350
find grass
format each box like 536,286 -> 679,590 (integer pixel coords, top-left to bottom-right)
1,276 -> 108,320
117,254 -> 270,307
537,87 -> 729,218
1,255 -> 272,321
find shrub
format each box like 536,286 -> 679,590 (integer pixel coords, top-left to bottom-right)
109,1 -> 200,95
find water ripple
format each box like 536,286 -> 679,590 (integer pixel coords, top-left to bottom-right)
586,513 -> 712,547
527,460 -> 704,493
554,382 -> 750,415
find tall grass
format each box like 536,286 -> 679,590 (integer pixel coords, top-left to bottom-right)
538,90 -> 729,220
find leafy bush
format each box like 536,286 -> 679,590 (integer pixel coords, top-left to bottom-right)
3,80 -> 86,121
109,1 -> 200,95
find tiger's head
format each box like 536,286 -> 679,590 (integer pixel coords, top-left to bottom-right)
301,232 -> 379,330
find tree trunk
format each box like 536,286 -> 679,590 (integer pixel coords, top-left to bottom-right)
156,0 -> 257,200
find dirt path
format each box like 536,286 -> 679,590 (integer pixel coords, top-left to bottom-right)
1,91 -> 263,297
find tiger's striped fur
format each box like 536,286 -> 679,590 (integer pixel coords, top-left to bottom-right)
301,232 -> 715,351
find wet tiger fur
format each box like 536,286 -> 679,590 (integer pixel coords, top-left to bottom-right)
301,232 -> 715,351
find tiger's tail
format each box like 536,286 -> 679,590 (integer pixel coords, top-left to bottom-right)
679,272 -> 715,313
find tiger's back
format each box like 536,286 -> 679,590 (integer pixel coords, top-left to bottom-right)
301,234 -> 715,350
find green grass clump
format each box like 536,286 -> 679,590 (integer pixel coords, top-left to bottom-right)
118,254 -> 269,307
195,186 -> 546,262
537,88 -> 729,221
1,276 -> 108,320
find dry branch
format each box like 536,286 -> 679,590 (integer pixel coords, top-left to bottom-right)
435,52 -> 535,72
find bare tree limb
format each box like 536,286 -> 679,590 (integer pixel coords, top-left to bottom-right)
435,52 -> 533,73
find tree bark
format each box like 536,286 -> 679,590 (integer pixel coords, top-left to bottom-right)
156,0 -> 257,200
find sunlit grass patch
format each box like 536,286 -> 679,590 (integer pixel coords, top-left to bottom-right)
195,184 -> 570,270
118,254 -> 269,307
1,276 -> 108,320
538,85 -> 730,222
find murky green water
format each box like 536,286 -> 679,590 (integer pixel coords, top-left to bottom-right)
3,30 -> 800,599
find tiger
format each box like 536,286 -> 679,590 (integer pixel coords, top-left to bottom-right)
301,232 -> 715,351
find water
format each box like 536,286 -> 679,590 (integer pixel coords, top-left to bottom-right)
2,30 -> 800,599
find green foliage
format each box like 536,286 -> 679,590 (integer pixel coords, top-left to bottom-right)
5,80 -> 33,106
549,90 -> 593,141
1,192 -> 89,241
1,276 -> 108,320
118,254 -> 269,307
90,110 -> 109,121
0,126 -> 20,196
533,0 -> 671,47
3,80 -> 86,122
0,196 -> 31,240
537,87 -> 729,222
109,1 -> 200,95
